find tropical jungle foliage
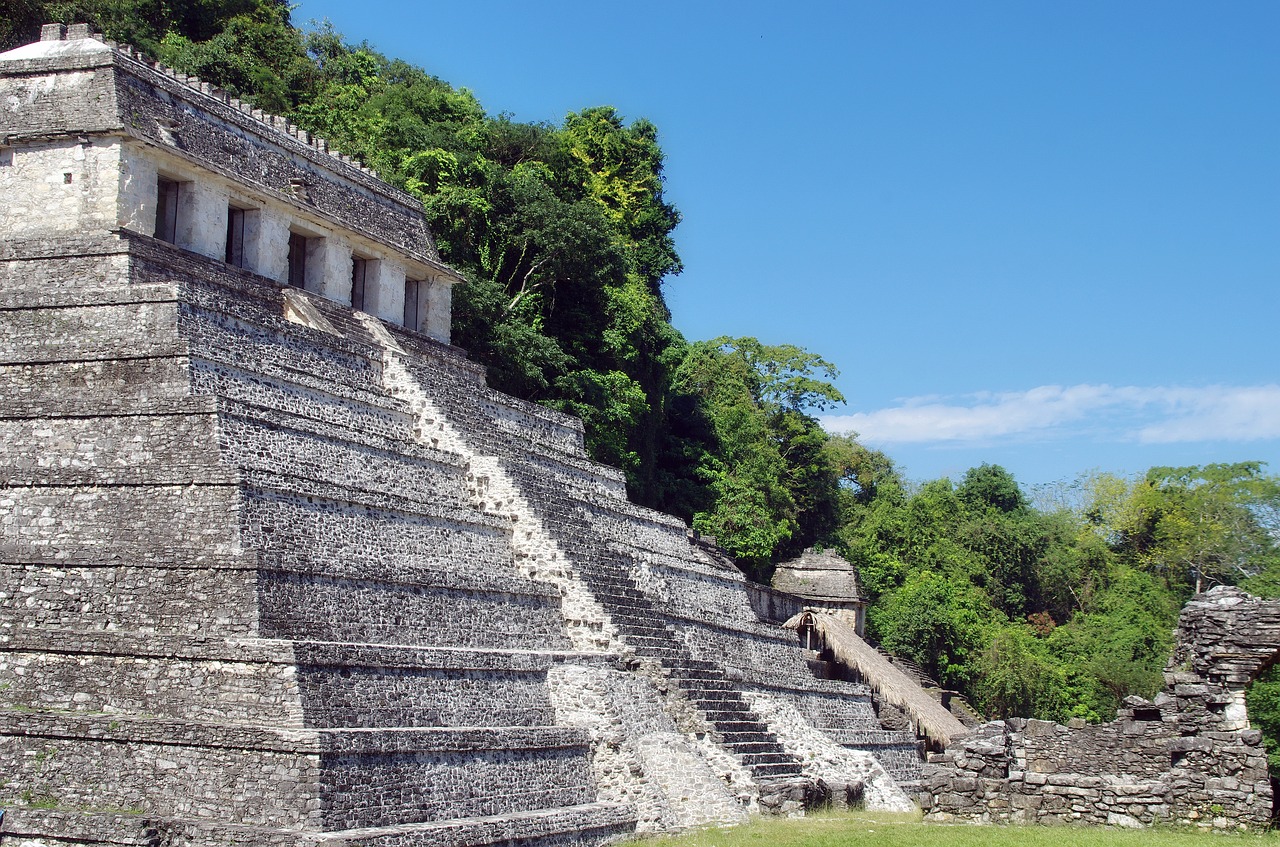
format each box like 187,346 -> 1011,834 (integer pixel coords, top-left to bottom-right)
7,3 -> 1280,739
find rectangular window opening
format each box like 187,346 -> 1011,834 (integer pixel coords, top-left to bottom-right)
351,257 -> 368,312
225,207 -> 246,267
155,177 -> 179,243
287,232 -> 308,288
0,149 -> 13,167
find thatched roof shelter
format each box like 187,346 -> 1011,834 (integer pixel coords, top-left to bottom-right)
784,610 -> 969,749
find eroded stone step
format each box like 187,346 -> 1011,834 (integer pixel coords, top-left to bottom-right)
321,801 -> 635,847
699,709 -> 754,724
621,633 -> 681,650
690,689 -> 748,704
717,732 -> 774,746
674,678 -> 736,693
628,647 -> 689,663
191,356 -> 412,443
722,741 -> 787,755
0,355 -> 195,416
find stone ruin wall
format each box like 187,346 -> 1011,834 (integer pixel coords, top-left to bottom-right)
0,27 -> 925,847
921,586 -> 1279,830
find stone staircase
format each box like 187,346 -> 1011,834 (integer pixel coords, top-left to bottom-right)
355,312 -> 922,802
358,332 -> 810,792
570,554 -> 806,784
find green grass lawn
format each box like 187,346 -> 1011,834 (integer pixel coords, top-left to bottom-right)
626,811 -> 1280,847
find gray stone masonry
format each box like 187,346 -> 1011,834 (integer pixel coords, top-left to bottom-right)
0,26 -> 931,847
921,586 -> 1278,830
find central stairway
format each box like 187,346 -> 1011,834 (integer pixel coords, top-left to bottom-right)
351,302 -> 918,803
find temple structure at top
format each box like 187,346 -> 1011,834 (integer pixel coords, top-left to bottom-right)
0,23 -> 462,342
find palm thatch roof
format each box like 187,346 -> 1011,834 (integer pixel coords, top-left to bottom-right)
784,610 -> 969,748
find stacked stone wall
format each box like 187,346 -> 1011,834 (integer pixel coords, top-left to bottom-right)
4,718 -> 324,828
922,587 -> 1278,830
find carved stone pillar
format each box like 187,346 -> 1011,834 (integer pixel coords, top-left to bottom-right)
176,179 -> 229,260
249,208 -> 291,283
312,236 -> 352,303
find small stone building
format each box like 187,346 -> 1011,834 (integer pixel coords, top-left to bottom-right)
767,548 -> 868,635
0,23 -> 462,340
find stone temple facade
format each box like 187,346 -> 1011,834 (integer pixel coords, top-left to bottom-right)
0,26 -> 924,846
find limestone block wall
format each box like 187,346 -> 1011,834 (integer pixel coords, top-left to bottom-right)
0,637 -> 306,725
4,718 -> 325,828
0,139 -> 128,235
922,587 -> 1278,830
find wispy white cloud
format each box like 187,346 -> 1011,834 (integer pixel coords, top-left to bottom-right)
1136,386 -> 1280,443
820,384 -> 1280,446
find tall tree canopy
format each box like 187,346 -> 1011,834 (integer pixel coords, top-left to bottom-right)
672,338 -> 845,577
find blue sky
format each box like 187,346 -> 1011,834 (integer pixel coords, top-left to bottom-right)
294,0 -> 1280,490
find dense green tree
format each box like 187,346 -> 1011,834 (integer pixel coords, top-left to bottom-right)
560,107 -> 682,287
838,457 -> 1201,721
974,625 -> 1067,720
280,30 -> 694,499
870,569 -> 994,690
671,337 -> 846,576
1083,463 -> 1280,596
958,463 -> 1027,513
2,0 -> 61,49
